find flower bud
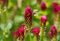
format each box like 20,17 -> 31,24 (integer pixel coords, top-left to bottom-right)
18,27 -> 24,36
48,32 -> 53,38
52,2 -> 60,13
48,25 -> 58,39
32,28 -> 40,35
40,16 -> 47,26
24,6 -> 32,27
50,25 -> 57,36
54,5 -> 60,13
13,31 -> 19,38
52,2 -> 58,7
41,2 -> 47,11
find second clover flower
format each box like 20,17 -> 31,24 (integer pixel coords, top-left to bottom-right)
40,16 -> 48,26
24,6 -> 32,28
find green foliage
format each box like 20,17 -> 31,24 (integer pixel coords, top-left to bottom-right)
0,0 -> 60,41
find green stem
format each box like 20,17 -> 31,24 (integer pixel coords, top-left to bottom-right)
40,25 -> 44,41
13,37 -> 17,41
48,38 -> 51,41
24,28 -> 26,41
34,35 -> 37,41
25,25 -> 31,41
25,30 -> 31,41
58,13 -> 60,28
52,36 -> 57,41
54,14 -> 59,27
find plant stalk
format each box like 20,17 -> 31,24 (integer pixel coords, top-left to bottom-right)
40,24 -> 45,41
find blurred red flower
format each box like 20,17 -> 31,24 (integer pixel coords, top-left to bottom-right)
32,28 -> 40,35
41,2 -> 47,11
13,31 -> 19,38
40,16 -> 48,26
50,25 -> 57,36
24,6 -> 32,27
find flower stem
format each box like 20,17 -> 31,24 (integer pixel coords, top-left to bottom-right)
54,14 -> 58,27
34,35 -> 37,41
25,30 -> 31,41
48,38 -> 51,41
58,13 -> 60,28
13,37 -> 16,41
40,25 -> 44,41
25,26 -> 31,41
52,36 -> 57,41
24,27 -> 26,41
20,36 -> 23,41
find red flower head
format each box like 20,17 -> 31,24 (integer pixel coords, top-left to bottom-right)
13,31 -> 19,38
13,24 -> 25,38
41,2 -> 47,11
52,2 -> 58,7
21,23 -> 26,28
40,16 -> 48,26
52,2 -> 60,13
48,25 -> 58,38
53,5 -> 60,13
48,32 -> 53,39
32,28 -> 40,35
50,25 -> 58,36
24,6 -> 32,27
18,27 -> 24,36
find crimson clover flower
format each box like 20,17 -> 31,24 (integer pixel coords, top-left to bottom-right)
53,5 -> 60,13
18,27 -> 24,36
52,2 -> 58,7
32,28 -> 40,35
48,25 -> 58,39
17,23 -> 26,36
17,24 -> 26,41
52,2 -> 60,13
40,16 -> 48,26
41,2 -> 47,11
48,32 -> 53,39
13,31 -> 19,38
24,6 -> 32,27
21,23 -> 26,28
40,16 -> 47,41
13,24 -> 25,40
50,25 -> 57,36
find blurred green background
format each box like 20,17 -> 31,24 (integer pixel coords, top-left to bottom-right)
0,0 -> 60,41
